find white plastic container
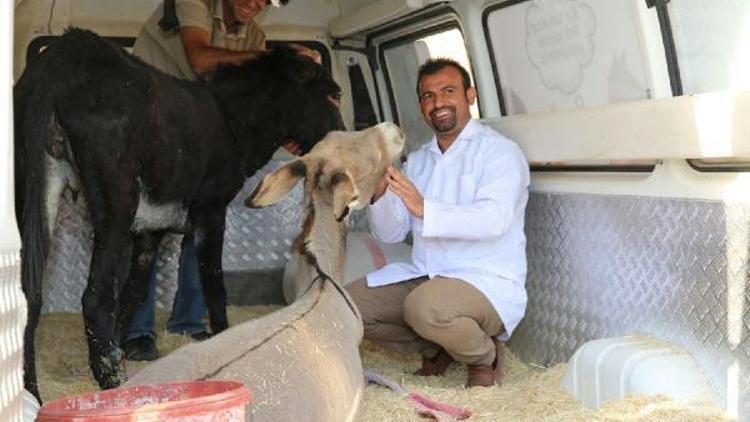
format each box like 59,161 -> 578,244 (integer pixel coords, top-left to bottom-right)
21,390 -> 39,422
561,335 -> 718,408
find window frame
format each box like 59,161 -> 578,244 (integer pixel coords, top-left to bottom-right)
687,159 -> 750,173
481,0 -> 527,118
367,10 -> 482,128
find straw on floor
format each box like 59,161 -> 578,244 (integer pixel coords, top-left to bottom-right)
37,306 -> 730,421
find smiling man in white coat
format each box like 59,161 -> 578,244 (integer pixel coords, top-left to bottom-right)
346,58 -> 530,388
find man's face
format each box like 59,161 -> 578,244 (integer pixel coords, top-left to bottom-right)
231,0 -> 267,23
418,66 -> 476,137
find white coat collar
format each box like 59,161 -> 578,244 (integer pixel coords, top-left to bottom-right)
427,119 -> 480,156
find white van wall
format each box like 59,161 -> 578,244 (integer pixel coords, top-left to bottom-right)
476,2 -> 750,419
3,0 -> 27,420
13,0 -> 160,78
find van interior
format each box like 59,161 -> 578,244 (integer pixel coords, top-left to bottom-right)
3,0 -> 750,420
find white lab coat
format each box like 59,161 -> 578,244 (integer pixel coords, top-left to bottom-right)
366,120 -> 530,340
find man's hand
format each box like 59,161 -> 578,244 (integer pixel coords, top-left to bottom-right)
281,140 -> 303,156
386,166 -> 424,218
371,170 -> 389,204
288,43 -> 322,64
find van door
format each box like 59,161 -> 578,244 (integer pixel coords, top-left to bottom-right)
1,1 -> 28,419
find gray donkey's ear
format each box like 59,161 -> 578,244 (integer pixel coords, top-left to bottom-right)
330,170 -> 359,222
245,159 -> 306,208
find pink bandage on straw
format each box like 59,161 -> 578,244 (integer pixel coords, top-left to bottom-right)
364,369 -> 472,421
408,392 -> 472,421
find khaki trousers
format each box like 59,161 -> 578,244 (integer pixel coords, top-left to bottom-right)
346,276 -> 504,366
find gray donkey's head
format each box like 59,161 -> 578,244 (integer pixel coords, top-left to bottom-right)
246,122 -> 405,284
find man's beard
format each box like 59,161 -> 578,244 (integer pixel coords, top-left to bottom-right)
429,107 -> 457,133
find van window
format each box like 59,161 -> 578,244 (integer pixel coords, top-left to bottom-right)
484,0 -> 651,115
668,0 -> 750,94
665,1 -> 750,172
484,0 -> 655,172
380,26 -> 479,152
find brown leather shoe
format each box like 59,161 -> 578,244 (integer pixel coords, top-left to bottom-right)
414,348 -> 454,376
466,340 -> 504,388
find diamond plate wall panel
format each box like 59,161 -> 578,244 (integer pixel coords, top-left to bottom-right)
41,155 -> 369,314
223,160 -> 304,272
42,158 -> 306,313
42,195 -> 182,313
511,192 -> 750,419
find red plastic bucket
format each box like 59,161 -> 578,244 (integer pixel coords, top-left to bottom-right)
37,380 -> 251,421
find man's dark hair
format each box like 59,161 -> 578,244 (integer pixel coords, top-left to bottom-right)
416,58 -> 472,96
